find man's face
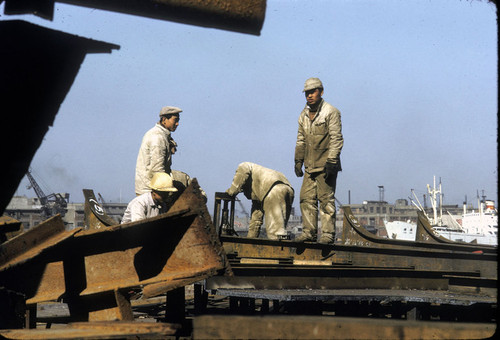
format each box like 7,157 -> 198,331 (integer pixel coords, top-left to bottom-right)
305,88 -> 323,106
152,191 -> 175,205
161,114 -> 180,132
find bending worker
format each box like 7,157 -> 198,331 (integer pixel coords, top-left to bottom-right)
294,77 -> 343,244
135,106 -> 181,195
226,162 -> 294,240
122,172 -> 178,223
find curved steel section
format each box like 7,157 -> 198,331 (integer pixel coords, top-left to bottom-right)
341,206 -> 497,254
83,189 -> 119,229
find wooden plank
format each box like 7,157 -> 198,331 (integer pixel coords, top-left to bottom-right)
0,321 -> 180,339
193,315 -> 496,339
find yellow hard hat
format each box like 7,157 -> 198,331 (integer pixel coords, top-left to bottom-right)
149,172 -> 178,192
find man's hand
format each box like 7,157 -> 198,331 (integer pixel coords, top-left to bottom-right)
294,161 -> 304,177
324,159 -> 340,180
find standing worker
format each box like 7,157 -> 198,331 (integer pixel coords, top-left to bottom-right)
122,172 -> 178,223
294,77 -> 343,244
135,106 -> 181,195
226,162 -> 294,240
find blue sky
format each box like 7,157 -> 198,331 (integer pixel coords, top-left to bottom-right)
2,0 -> 497,213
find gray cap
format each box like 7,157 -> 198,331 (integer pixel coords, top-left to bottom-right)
159,106 -> 182,117
303,77 -> 323,92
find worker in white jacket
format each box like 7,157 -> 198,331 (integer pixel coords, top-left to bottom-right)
122,172 -> 178,223
226,162 -> 294,240
135,106 -> 181,195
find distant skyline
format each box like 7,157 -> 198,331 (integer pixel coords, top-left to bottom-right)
2,0 -> 497,213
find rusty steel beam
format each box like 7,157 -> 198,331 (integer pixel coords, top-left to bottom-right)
0,21 -> 119,218
0,215 -> 80,272
63,0 -> 266,35
3,0 -> 267,35
0,179 -> 231,322
0,216 -> 24,244
207,205 -> 496,302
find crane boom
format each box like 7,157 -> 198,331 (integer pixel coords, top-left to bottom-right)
25,169 -> 69,217
26,168 -> 47,206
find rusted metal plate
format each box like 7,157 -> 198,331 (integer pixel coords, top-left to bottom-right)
0,321 -> 180,339
57,0 -> 266,35
0,180 -> 231,321
0,215 -> 80,271
0,215 -> 24,243
0,216 -> 23,231
4,0 -> 267,35
192,315 -> 496,339
0,20 -> 119,220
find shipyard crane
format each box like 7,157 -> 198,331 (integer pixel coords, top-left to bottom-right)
26,168 -> 69,218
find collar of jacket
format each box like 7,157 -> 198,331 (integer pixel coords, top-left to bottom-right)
155,123 -> 171,135
307,99 -> 324,113
145,192 -> 159,209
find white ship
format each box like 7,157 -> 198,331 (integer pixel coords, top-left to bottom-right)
384,219 -> 416,241
386,176 -> 497,246
435,199 -> 498,246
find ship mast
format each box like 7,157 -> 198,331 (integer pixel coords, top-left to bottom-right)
426,175 -> 443,226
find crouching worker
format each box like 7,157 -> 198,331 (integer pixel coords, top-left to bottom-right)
226,162 -> 294,240
171,169 -> 208,203
122,172 -> 177,223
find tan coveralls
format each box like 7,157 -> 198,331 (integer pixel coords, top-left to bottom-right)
135,123 -> 173,195
226,162 -> 294,239
294,99 -> 343,239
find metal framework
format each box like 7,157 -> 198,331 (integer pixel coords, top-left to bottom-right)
207,195 -> 497,322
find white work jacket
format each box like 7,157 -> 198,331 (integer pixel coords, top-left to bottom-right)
135,123 -> 172,195
121,192 -> 166,223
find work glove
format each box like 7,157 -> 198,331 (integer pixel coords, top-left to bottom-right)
324,159 -> 340,181
294,161 -> 304,177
